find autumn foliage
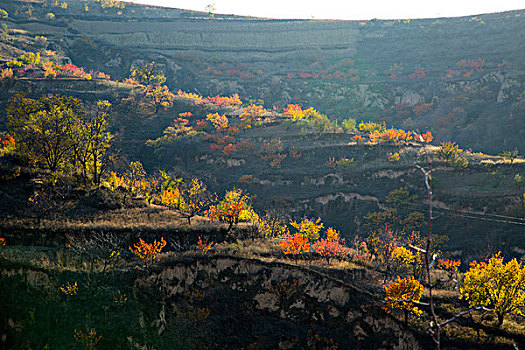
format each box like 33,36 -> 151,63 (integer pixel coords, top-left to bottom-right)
278,232 -> 311,257
129,237 -> 167,267
195,94 -> 242,106
207,189 -> 252,231
0,133 -> 15,153
414,131 -> 433,143
60,281 -> 78,295
384,276 -> 423,323
208,200 -> 243,231
290,217 -> 324,241
460,253 -> 525,327
312,228 -> 348,264
74,324 -> 102,350
197,236 -> 214,254
437,259 -> 461,271
369,128 -> 412,144
239,104 -> 267,127
177,90 -> 203,100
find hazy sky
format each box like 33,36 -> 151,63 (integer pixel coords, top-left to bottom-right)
132,0 -> 524,20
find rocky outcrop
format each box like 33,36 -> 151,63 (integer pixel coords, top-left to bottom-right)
136,256 -> 423,348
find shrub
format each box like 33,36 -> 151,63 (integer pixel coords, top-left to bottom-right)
34,36 -> 48,49
358,121 -> 384,133
130,61 -> 166,86
388,152 -> 400,162
129,237 -> 167,268
0,68 -> 13,80
195,94 -> 242,106
74,324 -> 102,350
341,118 -> 357,133
436,141 -> 462,162
500,148 -> 519,164
336,157 -> 355,170
6,61 -> 22,68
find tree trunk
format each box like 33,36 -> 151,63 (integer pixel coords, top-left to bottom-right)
497,313 -> 504,327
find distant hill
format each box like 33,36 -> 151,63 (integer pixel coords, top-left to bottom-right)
1,0 -> 522,153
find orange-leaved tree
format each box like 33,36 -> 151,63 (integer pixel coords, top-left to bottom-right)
239,103 -> 267,128
129,237 -> 166,268
208,189 -> 252,232
74,324 -> 102,350
437,258 -> 461,288
414,131 -> 433,144
384,276 -> 424,325
460,252 -> 525,327
312,227 -> 348,264
278,232 -> 310,260
197,236 -> 214,254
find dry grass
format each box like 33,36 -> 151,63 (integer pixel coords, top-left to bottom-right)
1,205 -> 232,233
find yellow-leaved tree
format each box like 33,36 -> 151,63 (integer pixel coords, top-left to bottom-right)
177,178 -> 215,225
460,253 -> 525,327
289,217 -> 324,241
384,276 -> 423,325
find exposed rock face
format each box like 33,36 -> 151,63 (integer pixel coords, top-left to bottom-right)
136,256 -> 423,348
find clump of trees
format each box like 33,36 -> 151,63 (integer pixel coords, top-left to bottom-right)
6,95 -> 113,184
276,218 -> 349,264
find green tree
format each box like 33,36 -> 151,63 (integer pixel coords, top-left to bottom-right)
129,61 -> 166,86
1,24 -> 9,41
0,9 -> 8,19
7,95 -> 85,172
364,187 -> 426,233
72,100 -> 112,184
7,95 -> 113,182
89,101 -> 113,184
341,117 -> 357,133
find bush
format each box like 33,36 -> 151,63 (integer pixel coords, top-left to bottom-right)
341,118 -> 357,133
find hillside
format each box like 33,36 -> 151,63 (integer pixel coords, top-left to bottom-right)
1,0 -> 523,153
1,1 -> 525,349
